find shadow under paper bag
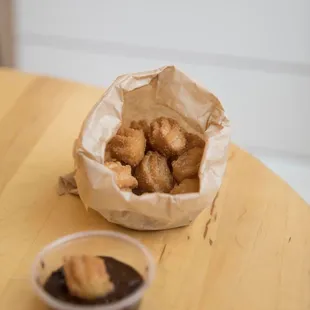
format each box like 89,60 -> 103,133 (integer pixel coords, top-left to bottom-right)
59,65 -> 231,230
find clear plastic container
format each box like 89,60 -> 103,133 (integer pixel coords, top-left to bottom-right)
31,230 -> 155,310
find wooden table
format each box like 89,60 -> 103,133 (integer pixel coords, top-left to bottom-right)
0,68 -> 309,310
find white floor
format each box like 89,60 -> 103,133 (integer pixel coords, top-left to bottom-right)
248,148 -> 310,204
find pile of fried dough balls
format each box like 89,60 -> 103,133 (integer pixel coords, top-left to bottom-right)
105,117 -> 205,195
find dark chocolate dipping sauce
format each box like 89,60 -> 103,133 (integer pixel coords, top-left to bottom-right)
44,256 -> 144,309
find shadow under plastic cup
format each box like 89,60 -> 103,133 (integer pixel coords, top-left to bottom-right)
31,231 -> 155,310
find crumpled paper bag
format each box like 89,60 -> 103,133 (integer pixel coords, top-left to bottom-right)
59,66 -> 230,230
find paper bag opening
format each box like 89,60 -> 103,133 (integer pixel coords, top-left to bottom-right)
61,65 -> 230,230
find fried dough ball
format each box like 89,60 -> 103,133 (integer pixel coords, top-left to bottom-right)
172,147 -> 204,182
104,149 -> 113,162
105,161 -> 138,190
107,127 -> 146,167
170,178 -> 199,195
185,132 -> 205,151
135,151 -> 173,193
130,120 -> 150,140
149,117 -> 186,157
170,178 -> 200,194
130,120 -> 151,150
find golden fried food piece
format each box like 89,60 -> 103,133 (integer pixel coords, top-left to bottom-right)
130,120 -> 151,151
104,148 -> 113,162
185,132 -> 206,151
149,117 -> 186,157
135,151 -> 173,193
105,161 -> 138,190
107,127 -> 146,167
172,147 -> 204,182
170,178 -> 200,194
64,255 -> 114,300
130,120 -> 150,139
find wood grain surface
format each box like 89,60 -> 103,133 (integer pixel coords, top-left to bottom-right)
0,68 -> 309,310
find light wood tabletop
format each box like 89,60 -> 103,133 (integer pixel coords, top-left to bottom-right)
0,68 -> 309,310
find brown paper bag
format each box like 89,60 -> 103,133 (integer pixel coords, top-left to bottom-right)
60,66 -> 230,230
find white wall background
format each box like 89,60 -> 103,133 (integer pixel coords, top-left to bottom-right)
14,0 -> 310,203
